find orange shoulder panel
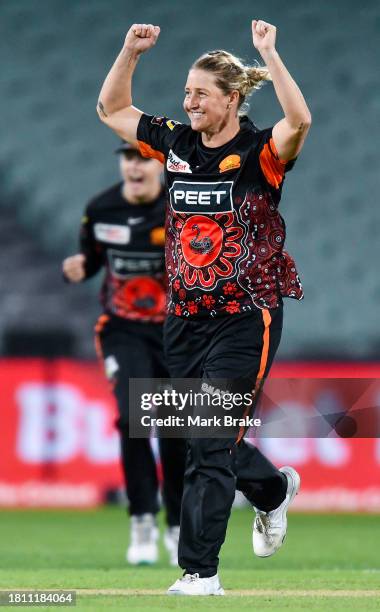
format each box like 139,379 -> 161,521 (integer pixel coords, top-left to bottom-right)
259,137 -> 287,189
137,140 -> 165,164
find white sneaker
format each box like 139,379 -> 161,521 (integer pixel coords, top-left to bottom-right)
126,513 -> 159,565
164,525 -> 180,566
252,466 -> 300,558
167,573 -> 225,596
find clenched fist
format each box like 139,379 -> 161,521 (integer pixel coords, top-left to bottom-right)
62,253 -> 86,283
252,20 -> 277,54
124,23 -> 160,55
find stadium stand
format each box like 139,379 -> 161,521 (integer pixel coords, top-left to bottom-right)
1,0 -> 379,358
0,203 -> 99,357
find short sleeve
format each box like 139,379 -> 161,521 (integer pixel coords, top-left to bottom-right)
257,127 -> 296,190
136,114 -> 181,163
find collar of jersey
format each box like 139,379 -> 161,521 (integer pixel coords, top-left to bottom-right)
197,116 -> 257,153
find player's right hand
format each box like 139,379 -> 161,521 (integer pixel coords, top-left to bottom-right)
124,24 -> 160,55
62,254 -> 86,283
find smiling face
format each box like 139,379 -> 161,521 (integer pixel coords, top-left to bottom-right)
119,151 -> 162,202
183,68 -> 238,135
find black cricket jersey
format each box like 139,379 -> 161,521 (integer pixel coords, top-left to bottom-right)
80,182 -> 166,322
136,114 -> 303,319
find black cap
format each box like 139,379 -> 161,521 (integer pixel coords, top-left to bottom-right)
114,141 -> 140,154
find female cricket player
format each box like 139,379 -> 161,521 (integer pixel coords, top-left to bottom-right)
63,144 -> 186,566
96,19 -> 311,595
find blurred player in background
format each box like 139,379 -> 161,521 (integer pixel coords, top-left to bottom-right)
97,18 -> 311,595
62,143 -> 186,566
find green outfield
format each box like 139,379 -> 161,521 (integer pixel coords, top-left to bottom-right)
0,508 -> 379,611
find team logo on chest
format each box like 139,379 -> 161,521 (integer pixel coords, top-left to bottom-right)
173,213 -> 245,289
189,223 -> 214,255
219,154 -> 241,173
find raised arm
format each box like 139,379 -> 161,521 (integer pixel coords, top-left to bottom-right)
97,24 -> 160,144
252,20 -> 311,162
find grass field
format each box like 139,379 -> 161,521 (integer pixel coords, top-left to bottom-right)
0,508 -> 379,611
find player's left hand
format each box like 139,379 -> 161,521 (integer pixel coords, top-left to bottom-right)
252,20 -> 277,54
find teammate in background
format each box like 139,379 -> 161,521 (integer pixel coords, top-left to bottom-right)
97,19 -> 311,595
62,143 -> 186,566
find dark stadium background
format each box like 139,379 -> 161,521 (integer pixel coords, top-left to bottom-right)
1,0 -> 379,511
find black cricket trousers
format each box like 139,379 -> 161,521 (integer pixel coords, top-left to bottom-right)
96,314 -> 187,527
164,306 -> 287,577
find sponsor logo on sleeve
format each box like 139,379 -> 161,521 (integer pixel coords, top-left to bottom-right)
166,119 -> 180,131
94,223 -> 131,245
151,116 -> 165,126
169,180 -> 233,214
167,149 -> 192,173
219,154 -> 241,173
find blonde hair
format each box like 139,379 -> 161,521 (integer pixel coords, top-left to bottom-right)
191,50 -> 271,115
